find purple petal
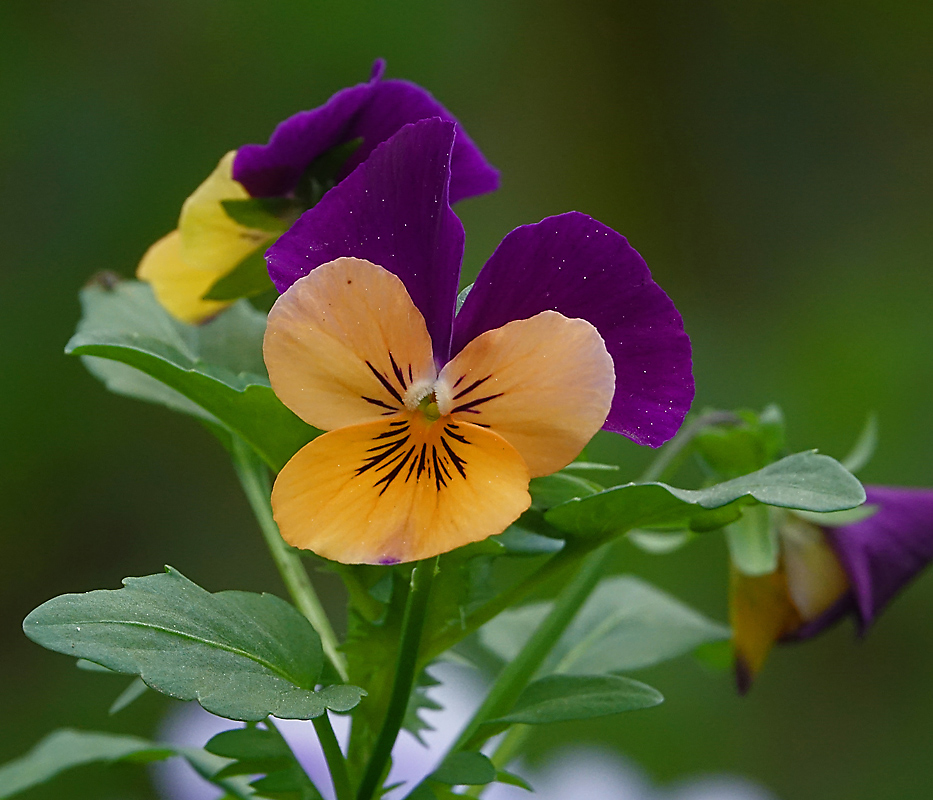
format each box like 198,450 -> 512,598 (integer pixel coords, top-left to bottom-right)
265,118 -> 465,361
233,62 -> 499,203
452,213 -> 694,447
826,486 -> 933,631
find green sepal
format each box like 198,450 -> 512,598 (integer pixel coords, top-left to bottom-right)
725,504 -> 779,576
841,413 -> 878,474
695,405 -> 786,478
203,247 -> 277,301
221,196 -> 298,232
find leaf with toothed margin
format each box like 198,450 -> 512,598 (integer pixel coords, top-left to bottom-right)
67,279 -> 317,471
23,567 -> 364,721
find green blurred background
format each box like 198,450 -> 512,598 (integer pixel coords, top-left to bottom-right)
2,1 -> 932,797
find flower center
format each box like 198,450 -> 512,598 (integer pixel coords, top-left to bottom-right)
417,391 -> 442,422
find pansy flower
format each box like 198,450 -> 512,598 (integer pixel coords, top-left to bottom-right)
261,117 -> 694,565
730,486 -> 933,692
137,60 -> 498,324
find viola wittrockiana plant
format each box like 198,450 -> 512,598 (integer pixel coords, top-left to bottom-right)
5,61 -> 933,800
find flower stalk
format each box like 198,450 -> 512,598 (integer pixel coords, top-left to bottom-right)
356,557 -> 438,800
231,436 -> 349,682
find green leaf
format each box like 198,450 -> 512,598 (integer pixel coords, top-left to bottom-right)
221,197 -> 297,232
530,472 -> 602,511
0,729 -> 172,799
492,525 -> 565,555
544,451 -> 865,541
67,280 -> 317,471
496,770 -> 534,791
562,461 -> 620,473
480,575 -> 729,674
794,504 -> 879,527
23,567 -> 364,721
109,677 -> 148,715
206,728 -> 323,799
431,751 -> 497,786
695,405 -> 786,478
0,729 -> 255,800
494,674 -> 662,724
203,248 -> 277,301
626,529 -> 694,554
456,283 -> 473,314
842,413 -> 878,474
724,504 -> 779,576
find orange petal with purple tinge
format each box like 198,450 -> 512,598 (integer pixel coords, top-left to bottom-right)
271,411 -> 531,564
264,258 -> 437,431
435,310 -> 614,477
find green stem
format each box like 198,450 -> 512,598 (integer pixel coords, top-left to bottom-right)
356,558 -> 438,800
423,543 -> 591,661
452,543 -> 612,755
313,713 -> 353,800
231,436 -> 349,682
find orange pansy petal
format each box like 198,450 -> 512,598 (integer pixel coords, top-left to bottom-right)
264,258 -> 437,431
729,565 -> 802,692
179,150 -> 272,270
136,230 -> 231,324
271,412 -> 531,564
436,311 -> 614,477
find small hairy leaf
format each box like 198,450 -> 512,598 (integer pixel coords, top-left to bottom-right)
495,674 -> 663,724
23,567 -> 364,721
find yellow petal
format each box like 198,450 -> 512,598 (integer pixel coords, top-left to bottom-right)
435,311 -> 614,477
178,150 -> 272,270
272,412 -> 531,564
136,230 -> 231,324
729,565 -> 801,692
780,515 -> 849,621
264,258 -> 438,431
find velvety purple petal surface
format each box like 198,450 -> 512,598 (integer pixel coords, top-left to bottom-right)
452,212 -> 694,447
265,118 -> 465,361
233,63 -> 498,203
826,485 -> 933,631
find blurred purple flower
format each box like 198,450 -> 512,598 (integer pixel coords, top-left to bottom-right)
731,485 -> 933,691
